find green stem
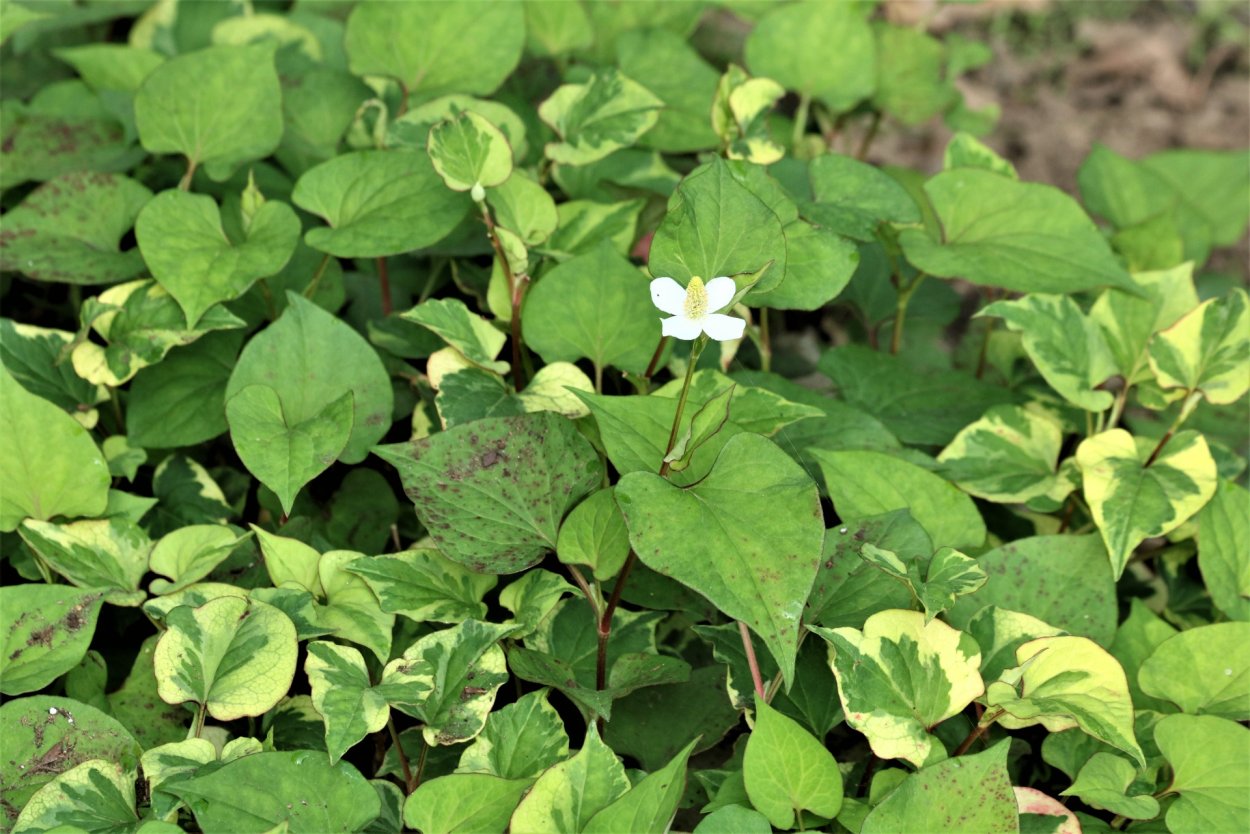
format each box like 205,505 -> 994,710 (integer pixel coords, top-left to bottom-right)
856,111 -> 882,160
304,253 -> 332,301
659,336 -> 706,479
192,703 -> 207,739
758,309 -> 772,372
1145,390 -> 1201,467
791,92 -> 811,154
178,156 -> 198,191
387,716 -> 412,791
891,273 -> 925,355
480,203 -> 527,390
598,336 -> 707,712
593,362 -> 604,395
1107,382 -> 1130,431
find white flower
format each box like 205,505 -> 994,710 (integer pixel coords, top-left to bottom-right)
649,275 -> 745,341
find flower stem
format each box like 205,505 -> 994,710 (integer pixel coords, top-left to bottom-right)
598,335 -> 707,702
739,620 -> 767,703
659,336 -> 706,478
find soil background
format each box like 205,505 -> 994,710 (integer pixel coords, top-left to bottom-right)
873,0 -> 1250,276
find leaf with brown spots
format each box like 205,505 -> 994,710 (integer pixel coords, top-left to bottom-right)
0,586 -> 104,696
375,412 -> 604,574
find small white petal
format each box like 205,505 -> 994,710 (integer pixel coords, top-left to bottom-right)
662,315 -> 703,340
702,313 -> 745,341
704,277 -> 736,313
650,277 -> 687,316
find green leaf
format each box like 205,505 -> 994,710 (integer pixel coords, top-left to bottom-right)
545,197 -> 645,259
615,28 -> 719,153
374,412 -> 604,574
347,548 -> 497,624
70,279 -> 245,387
135,43 -> 282,180
128,332 -> 240,450
292,150 -> 471,258
944,132 -> 1018,178
510,725 -> 630,834
388,620 -> 514,746
539,68 -> 663,166
457,689 -> 569,780
12,759 -> 138,834
1142,149 -> 1250,247
938,405 -> 1075,506
860,741 -> 1018,834
428,111 -> 513,196
107,635 -> 189,750
315,551 -> 395,663
0,587 -> 104,696
947,535 -> 1117,647
305,641 -> 394,763
873,23 -> 954,125
154,596 -> 297,721
745,0 -> 875,111
584,738 -> 696,834
1148,288 -> 1249,406
54,43 -> 164,91
1060,753 -> 1160,819
861,544 -> 987,622
812,610 -> 984,767
694,806 -> 773,834
557,488 -> 631,582
1138,622 -> 1250,719
0,172 -> 152,285
391,94 -> 528,163
166,751 -> 380,834
227,385 -> 354,515
227,292 -> 393,464
1155,713 -> 1250,834
0,319 -> 107,429
813,449 -> 986,551
980,294 -> 1117,411
148,525 -> 246,595
616,433 -> 824,686
0,696 -> 142,829
523,242 -> 657,376
805,510 -> 932,630
1108,599 -> 1179,713
345,1 -> 523,102
402,774 -> 530,834
400,297 -> 508,374
1198,480 -> 1250,621
1077,429 -> 1218,579
1088,263 -> 1198,386
648,157 -> 788,297
18,518 -> 150,606
967,606 -> 1065,685
135,189 -> 299,327
805,154 -> 921,240
898,169 -> 1135,294
0,93 -> 137,191
0,367 -> 109,531
506,646 -> 615,721
487,171 -> 557,246
987,635 -> 1144,767
605,665 -> 738,772
743,701 -> 843,829
818,345 -> 1016,446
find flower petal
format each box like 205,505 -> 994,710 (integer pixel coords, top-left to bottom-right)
702,313 -> 745,342
650,277 -> 686,316
704,277 -> 736,313
661,315 -> 703,340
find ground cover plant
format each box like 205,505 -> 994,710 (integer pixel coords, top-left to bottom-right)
1,0 -> 1248,832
